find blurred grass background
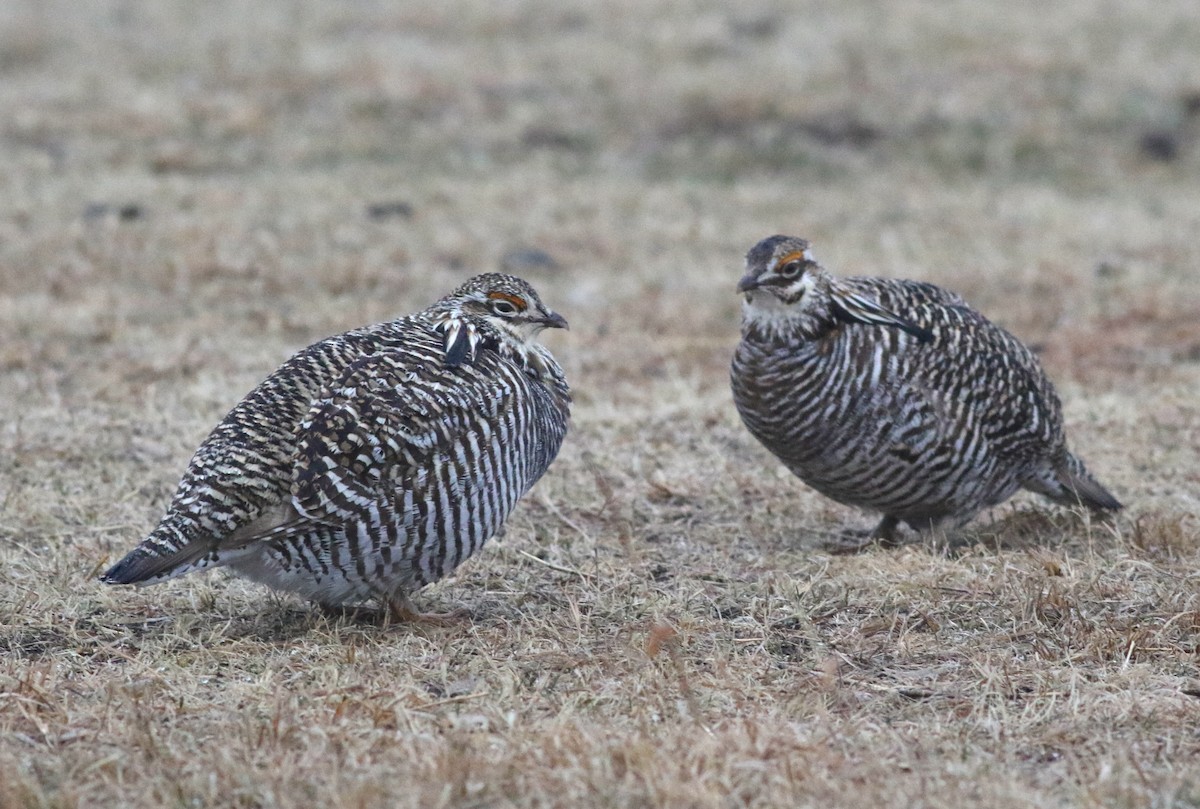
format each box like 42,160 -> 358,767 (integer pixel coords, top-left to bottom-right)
1,2 -> 1199,807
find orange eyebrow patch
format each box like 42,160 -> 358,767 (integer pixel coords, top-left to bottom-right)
777,250 -> 807,267
487,291 -> 528,310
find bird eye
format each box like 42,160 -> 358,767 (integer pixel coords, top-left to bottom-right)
491,299 -> 519,316
778,261 -> 804,279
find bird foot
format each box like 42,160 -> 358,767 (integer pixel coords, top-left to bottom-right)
823,516 -> 902,555
385,597 -> 469,627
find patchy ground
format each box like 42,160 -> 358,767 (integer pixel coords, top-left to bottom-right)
2,2 -> 1199,807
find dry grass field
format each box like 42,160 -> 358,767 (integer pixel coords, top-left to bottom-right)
2,1 -> 1200,806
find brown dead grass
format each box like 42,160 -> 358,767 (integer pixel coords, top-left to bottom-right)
3,1 -> 1200,807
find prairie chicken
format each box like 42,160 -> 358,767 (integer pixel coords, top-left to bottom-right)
731,235 -> 1121,544
103,273 -> 571,621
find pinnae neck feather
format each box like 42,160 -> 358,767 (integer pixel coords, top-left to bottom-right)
742,296 -> 835,343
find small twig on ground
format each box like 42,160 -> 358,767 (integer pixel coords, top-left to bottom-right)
536,493 -> 592,543
514,548 -> 592,580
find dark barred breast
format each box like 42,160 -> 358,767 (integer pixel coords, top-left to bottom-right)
258,331 -> 570,600
732,274 -> 1115,534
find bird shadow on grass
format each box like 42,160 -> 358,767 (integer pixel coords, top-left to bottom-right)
819,506 -> 1113,558
949,506 -> 1116,556
1,592 -> 487,659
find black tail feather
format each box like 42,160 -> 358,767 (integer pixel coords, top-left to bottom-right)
1025,453 -> 1123,512
101,542 -> 212,585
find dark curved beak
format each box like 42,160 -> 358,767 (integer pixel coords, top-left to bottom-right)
540,310 -> 569,330
737,270 -> 763,293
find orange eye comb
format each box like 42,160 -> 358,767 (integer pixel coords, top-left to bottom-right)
487,292 -> 528,310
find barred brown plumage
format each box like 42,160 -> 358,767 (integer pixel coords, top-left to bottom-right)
731,235 -> 1121,544
103,273 -> 571,621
